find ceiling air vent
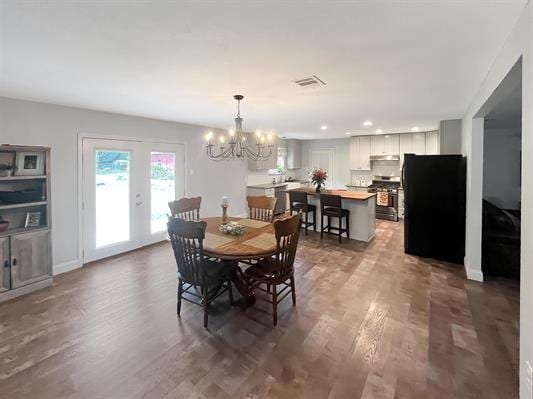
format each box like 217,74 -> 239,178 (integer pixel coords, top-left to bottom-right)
294,75 -> 326,87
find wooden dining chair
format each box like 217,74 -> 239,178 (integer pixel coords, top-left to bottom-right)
247,195 -> 277,223
168,196 -> 201,220
167,218 -> 233,328
244,212 -> 301,326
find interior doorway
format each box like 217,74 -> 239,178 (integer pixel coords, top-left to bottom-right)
81,138 -> 185,263
481,59 -> 522,280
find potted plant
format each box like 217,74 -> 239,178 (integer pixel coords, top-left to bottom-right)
309,168 -> 328,192
0,164 -> 15,177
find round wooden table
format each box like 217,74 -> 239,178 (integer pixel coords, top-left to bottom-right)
201,216 -> 277,305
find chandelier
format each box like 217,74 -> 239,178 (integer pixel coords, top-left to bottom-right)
205,95 -> 275,161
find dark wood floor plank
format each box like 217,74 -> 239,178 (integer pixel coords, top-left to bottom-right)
0,221 -> 519,398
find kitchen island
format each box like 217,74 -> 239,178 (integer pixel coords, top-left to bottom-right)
288,187 -> 376,242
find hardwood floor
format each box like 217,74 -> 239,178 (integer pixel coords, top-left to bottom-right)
0,221 -> 519,398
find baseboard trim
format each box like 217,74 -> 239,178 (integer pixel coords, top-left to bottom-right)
53,259 -> 82,275
464,257 -> 484,282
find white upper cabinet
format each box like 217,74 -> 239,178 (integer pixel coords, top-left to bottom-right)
349,136 -> 360,169
286,139 -> 301,169
359,136 -> 371,170
349,136 -> 371,170
425,131 -> 439,155
412,133 -> 426,154
247,134 -> 278,170
370,135 -> 384,155
399,134 -> 412,169
384,134 -> 399,154
371,134 -> 399,155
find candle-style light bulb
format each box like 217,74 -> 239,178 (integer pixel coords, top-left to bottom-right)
267,133 -> 273,142
229,129 -> 235,137
255,130 -> 261,138
260,135 -> 265,144
219,136 -> 225,144
205,131 -> 213,143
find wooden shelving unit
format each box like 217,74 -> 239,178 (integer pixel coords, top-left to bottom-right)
0,145 -> 52,302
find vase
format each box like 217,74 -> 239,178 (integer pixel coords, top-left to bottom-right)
315,183 -> 322,193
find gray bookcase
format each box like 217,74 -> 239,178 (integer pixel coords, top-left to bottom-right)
0,145 -> 52,301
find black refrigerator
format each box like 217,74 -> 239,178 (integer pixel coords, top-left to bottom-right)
402,154 -> 466,264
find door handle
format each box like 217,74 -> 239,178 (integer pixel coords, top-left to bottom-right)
136,201 -> 142,206
11,258 -> 17,266
3,260 -> 8,268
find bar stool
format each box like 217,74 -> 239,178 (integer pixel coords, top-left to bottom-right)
288,190 -> 316,235
319,193 -> 350,243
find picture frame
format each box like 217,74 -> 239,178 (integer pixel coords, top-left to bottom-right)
25,211 -> 41,228
15,151 -> 45,176
0,151 -> 16,177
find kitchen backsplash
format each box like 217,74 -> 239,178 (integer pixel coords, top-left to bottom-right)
350,160 -> 400,184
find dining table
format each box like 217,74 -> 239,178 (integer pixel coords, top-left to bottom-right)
201,216 -> 277,305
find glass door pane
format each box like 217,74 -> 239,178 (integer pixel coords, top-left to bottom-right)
150,152 -> 176,233
95,150 -> 130,247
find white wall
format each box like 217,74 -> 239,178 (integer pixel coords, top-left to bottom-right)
483,128 -> 522,210
461,3 -> 532,398
0,97 -> 248,272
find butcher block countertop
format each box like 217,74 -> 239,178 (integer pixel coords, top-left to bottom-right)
288,187 -> 376,201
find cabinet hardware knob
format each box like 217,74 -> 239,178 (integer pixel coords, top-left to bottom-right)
3,260 -> 8,268
12,258 -> 17,266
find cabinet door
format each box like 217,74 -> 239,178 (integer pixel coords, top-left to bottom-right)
247,134 -> 278,170
10,230 -> 51,289
384,134 -> 399,155
359,136 -> 371,170
286,139 -> 301,169
0,237 -> 9,292
412,133 -> 426,154
370,135 -> 385,155
425,131 -> 439,155
349,137 -> 360,170
399,134 -> 413,170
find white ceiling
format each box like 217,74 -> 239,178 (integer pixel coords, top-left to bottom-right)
0,0 -> 527,139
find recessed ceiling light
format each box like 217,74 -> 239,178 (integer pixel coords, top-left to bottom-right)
363,121 -> 373,127
345,132 -> 351,135
320,125 -> 328,130
411,126 -> 420,132
375,129 -> 383,134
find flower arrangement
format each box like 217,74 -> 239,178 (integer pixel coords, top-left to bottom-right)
219,221 -> 245,236
309,168 -> 328,192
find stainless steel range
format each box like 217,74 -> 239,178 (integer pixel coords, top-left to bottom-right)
367,176 -> 400,222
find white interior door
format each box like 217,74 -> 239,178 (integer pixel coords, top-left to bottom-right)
82,138 -> 185,263
310,148 -> 335,187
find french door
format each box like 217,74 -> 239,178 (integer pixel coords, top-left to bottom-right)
82,138 -> 185,263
